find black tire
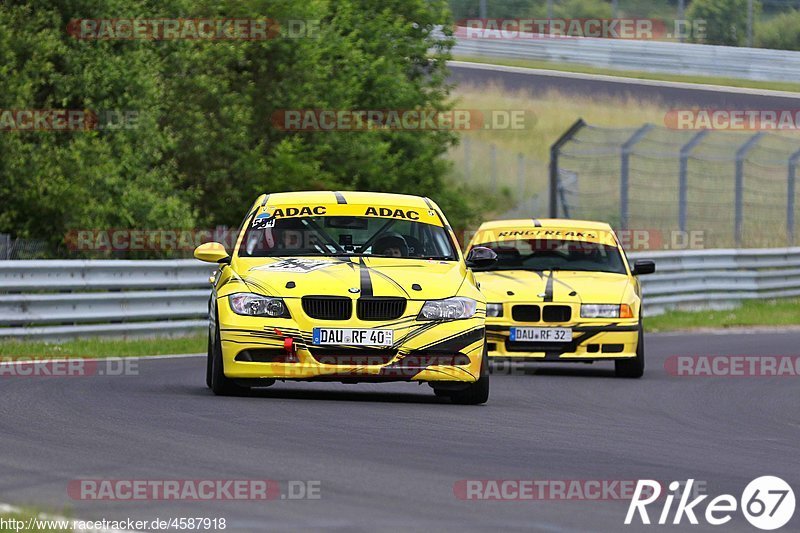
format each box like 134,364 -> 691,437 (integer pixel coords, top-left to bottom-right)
449,347 -> 490,405
433,388 -> 451,398
615,322 -> 645,378
210,321 -> 249,396
205,333 -> 213,389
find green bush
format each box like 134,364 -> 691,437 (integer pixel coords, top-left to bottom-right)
553,0 -> 613,19
755,9 -> 800,51
686,0 -> 760,46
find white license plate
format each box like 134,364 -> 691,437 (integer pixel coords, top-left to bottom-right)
510,327 -> 572,342
312,328 -> 393,347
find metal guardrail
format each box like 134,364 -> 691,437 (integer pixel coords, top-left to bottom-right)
0,260 -> 212,340
634,248 -> 800,315
452,28 -> 800,83
0,250 -> 798,340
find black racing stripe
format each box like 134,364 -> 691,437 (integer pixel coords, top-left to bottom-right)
572,324 -> 639,332
422,197 -> 434,208
392,321 -> 441,347
366,267 -> 411,298
543,271 -> 554,302
358,257 -> 373,297
419,327 -> 485,353
532,218 -> 542,227
334,191 -> 347,204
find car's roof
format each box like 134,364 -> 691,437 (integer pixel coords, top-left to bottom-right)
264,191 -> 434,209
477,218 -> 613,231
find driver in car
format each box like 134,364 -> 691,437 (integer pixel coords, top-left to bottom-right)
372,234 -> 408,257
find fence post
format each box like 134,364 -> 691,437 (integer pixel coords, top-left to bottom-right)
734,132 -> 764,247
549,119 -> 586,218
620,124 -> 654,229
0,234 -> 10,260
490,144 -> 497,193
789,148 -> 800,246
678,130 -> 709,233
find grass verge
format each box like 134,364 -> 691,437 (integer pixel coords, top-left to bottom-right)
454,56 -> 800,93
1,300 -> 798,360
0,333 -> 205,359
645,299 -> 800,333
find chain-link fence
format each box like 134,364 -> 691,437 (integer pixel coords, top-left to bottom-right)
551,121 -> 800,248
448,137 -> 548,218
0,234 -> 52,260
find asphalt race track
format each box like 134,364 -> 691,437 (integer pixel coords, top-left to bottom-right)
1,331 -> 798,532
449,61 -> 800,109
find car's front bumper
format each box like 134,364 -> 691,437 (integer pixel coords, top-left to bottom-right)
216,300 -> 485,383
485,322 -> 639,361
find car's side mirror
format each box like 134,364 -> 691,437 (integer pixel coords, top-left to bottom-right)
632,259 -> 656,276
466,246 -> 497,269
194,242 -> 231,264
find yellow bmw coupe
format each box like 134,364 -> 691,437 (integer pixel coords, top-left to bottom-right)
466,219 -> 655,378
194,191 -> 497,403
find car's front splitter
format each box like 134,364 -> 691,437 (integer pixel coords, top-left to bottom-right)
485,323 -> 639,360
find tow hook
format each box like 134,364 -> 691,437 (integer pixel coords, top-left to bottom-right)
283,337 -> 298,363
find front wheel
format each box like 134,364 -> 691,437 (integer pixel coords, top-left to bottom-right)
615,322 -> 645,378
210,321 -> 250,396
205,334 -> 213,389
449,347 -> 490,405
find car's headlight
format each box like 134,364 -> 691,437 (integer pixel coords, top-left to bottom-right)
581,304 -> 633,319
419,297 -> 478,320
229,293 -> 290,317
486,303 -> 504,318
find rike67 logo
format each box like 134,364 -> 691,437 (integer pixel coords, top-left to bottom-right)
626,477 -> 795,530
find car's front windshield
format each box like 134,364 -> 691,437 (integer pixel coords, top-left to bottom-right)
238,215 -> 457,260
474,238 -> 627,275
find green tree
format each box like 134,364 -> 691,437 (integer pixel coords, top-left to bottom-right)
755,9 -> 800,51
686,0 -> 760,46
0,0 -> 470,256
0,0 -> 196,256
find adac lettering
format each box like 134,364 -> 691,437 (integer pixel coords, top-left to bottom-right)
364,206 -> 420,220
270,206 -> 327,217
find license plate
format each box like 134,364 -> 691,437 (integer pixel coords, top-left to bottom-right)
312,328 -> 393,347
510,327 -> 572,342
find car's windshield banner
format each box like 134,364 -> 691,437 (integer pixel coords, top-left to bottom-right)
256,203 -> 442,226
473,228 -> 617,246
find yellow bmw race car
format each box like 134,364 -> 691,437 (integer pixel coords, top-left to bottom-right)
465,219 -> 655,378
194,191 -> 498,404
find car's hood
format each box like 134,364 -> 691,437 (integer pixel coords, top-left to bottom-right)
475,269 -> 631,304
230,256 -> 467,299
